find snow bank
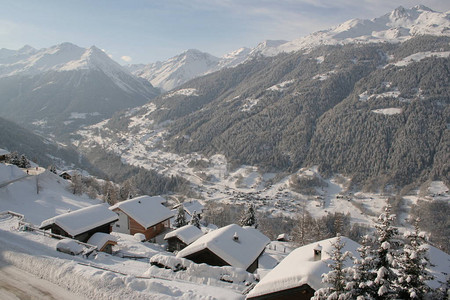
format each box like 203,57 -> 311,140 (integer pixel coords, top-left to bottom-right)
149,253 -> 256,285
0,163 -> 26,183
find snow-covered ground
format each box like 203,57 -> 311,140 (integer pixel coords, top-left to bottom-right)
77,109 -> 450,231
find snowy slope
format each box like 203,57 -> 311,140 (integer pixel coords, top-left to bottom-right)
128,49 -> 220,91
0,168 -> 102,224
128,47 -> 253,91
0,43 -> 155,95
251,5 -> 450,57
0,42 -> 159,136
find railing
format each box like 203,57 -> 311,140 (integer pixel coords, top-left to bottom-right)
1,210 -> 97,256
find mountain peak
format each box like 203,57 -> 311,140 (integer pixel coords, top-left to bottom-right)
412,5 -> 434,12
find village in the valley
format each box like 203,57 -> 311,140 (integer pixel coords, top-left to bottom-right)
0,147 -> 449,299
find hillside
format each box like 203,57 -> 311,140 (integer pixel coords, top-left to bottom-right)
81,35 -> 449,188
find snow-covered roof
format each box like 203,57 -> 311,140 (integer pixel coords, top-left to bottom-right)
40,204 -> 119,237
173,200 -> 204,216
177,224 -> 270,270
87,232 -> 117,249
0,148 -> 10,156
181,200 -> 204,216
109,195 -> 173,229
247,236 -> 361,298
164,225 -> 203,245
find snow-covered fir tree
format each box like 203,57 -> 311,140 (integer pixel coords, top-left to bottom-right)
372,205 -> 400,299
347,234 -> 378,299
189,210 -> 201,229
240,204 -> 258,228
19,155 -> 31,168
313,234 -> 354,300
396,218 -> 434,299
174,205 -> 187,228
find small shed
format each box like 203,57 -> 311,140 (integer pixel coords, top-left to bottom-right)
110,195 -> 173,241
164,224 -> 204,252
177,224 -> 270,273
87,232 -> 117,254
40,204 -> 119,243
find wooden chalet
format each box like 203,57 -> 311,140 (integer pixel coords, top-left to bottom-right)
177,224 -> 270,273
40,204 -> 119,243
109,195 -> 173,241
246,236 -> 361,300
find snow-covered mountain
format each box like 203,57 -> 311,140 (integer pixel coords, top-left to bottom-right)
251,5 -> 450,56
127,49 -> 220,91
129,5 -> 449,91
127,47 -> 252,91
0,42 -> 159,136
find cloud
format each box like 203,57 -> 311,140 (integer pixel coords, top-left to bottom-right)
121,55 -> 132,62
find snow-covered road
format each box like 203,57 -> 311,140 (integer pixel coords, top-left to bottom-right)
0,260 -> 86,300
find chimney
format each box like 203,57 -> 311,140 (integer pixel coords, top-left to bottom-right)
314,244 -> 322,261
233,232 -> 239,242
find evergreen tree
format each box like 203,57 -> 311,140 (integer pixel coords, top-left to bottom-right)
240,204 -> 258,228
19,155 -> 31,168
348,235 -> 378,299
396,218 -> 434,299
372,205 -> 400,299
7,151 -> 20,166
189,210 -> 201,229
174,205 -> 187,228
313,235 -> 354,300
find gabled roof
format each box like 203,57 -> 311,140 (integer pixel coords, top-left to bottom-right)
40,204 -> 119,237
164,224 -> 203,245
109,195 -> 173,229
247,236 -> 361,298
177,224 -> 270,270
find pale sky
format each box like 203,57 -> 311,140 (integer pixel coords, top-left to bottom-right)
1,0 -> 449,64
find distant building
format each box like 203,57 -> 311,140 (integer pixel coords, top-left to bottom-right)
177,224 -> 270,273
246,236 -> 361,300
40,204 -> 119,243
277,233 -> 289,242
59,170 -> 77,180
109,195 -> 173,241
172,200 -> 204,222
0,148 -> 10,162
164,224 -> 204,252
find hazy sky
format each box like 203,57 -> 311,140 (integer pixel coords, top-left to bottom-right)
1,0 -> 449,64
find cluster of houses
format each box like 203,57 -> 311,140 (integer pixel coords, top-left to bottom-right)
35,194 -> 357,299
38,193 -> 449,299
38,195 -> 271,273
